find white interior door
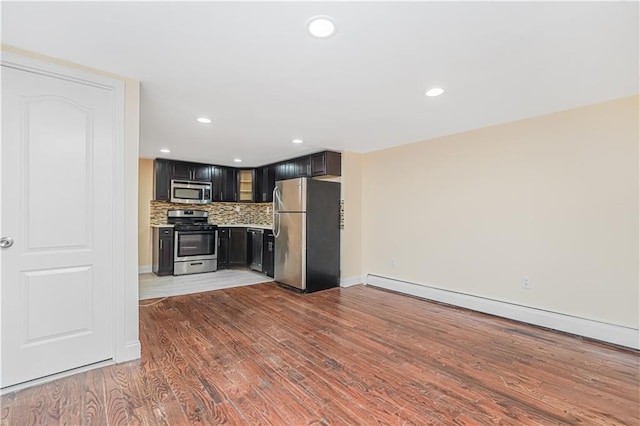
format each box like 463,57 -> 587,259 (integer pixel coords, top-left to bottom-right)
1,64 -> 115,388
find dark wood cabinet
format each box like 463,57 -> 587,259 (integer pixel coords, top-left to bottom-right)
154,158 -> 212,200
217,227 -> 247,268
294,156 -> 311,178
171,161 -> 192,180
275,151 -> 340,182
152,227 -> 174,276
154,151 -> 340,201
229,227 -> 247,265
311,151 -> 341,177
275,161 -> 290,181
276,158 -> 308,180
171,160 -> 211,181
254,165 -> 276,202
154,159 -> 172,201
211,166 -> 237,202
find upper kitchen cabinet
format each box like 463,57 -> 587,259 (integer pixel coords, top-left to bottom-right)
171,160 -> 211,181
237,169 -> 254,202
294,156 -> 311,178
275,151 -> 341,181
276,157 -> 309,180
154,158 -> 212,200
254,165 -> 276,203
154,151 -> 341,201
311,151 -> 341,177
211,165 -> 237,202
154,158 -> 171,201
275,161 -> 292,181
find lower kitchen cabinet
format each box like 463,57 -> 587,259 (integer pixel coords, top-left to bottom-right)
152,227 -> 174,276
218,227 -> 247,268
229,228 -> 248,265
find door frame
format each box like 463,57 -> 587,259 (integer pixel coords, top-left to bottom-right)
1,50 -> 139,390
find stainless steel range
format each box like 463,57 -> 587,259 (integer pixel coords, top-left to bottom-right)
168,210 -> 218,275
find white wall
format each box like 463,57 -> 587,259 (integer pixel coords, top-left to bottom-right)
362,96 -> 639,330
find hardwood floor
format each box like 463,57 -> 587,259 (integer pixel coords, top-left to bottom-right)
2,283 -> 638,425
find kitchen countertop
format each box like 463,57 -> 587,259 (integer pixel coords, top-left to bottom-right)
218,224 -> 273,230
151,223 -> 272,230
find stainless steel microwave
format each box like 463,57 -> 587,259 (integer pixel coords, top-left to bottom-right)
170,180 -> 212,204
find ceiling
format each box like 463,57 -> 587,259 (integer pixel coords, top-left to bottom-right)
2,2 -> 638,167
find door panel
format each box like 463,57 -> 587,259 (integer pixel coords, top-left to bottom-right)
25,97 -> 92,250
24,267 -> 92,343
274,212 -> 305,290
228,228 -> 247,265
2,65 -> 114,388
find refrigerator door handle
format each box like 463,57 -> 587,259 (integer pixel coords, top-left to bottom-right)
273,186 -> 282,237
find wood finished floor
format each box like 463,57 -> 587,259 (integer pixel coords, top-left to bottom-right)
2,283 -> 638,425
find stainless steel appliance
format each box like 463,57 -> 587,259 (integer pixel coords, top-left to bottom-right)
247,228 -> 264,272
273,178 -> 340,292
170,180 -> 212,204
168,210 -> 218,275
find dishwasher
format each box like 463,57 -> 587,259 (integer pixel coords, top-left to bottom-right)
247,228 -> 264,272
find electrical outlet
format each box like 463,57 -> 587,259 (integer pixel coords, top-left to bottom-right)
266,206 -> 270,214
391,259 -> 397,268
522,276 -> 532,290
235,205 -> 240,212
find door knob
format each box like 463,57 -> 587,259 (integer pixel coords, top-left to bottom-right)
0,237 -> 14,248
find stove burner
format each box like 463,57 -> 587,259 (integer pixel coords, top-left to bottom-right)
167,209 -> 216,231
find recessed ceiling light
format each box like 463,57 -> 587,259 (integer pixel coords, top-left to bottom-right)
160,148 -> 171,153
307,16 -> 336,38
197,117 -> 212,124
292,139 -> 304,144
425,87 -> 445,97
233,158 -> 242,163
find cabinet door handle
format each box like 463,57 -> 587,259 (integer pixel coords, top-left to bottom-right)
160,239 -> 163,250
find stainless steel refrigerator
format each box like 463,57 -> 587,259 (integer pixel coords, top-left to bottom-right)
273,178 -> 340,292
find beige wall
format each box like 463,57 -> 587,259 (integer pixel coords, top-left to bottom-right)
341,152 -> 364,280
139,158 -> 154,268
362,96 -> 639,328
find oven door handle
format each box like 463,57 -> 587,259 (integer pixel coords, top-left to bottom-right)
174,230 -> 217,235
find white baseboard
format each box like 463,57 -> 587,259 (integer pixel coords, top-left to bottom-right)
117,340 -> 141,362
138,265 -> 152,274
365,274 -> 639,350
340,276 -> 363,287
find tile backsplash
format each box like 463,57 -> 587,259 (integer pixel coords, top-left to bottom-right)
151,199 -> 345,229
150,201 -> 273,225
